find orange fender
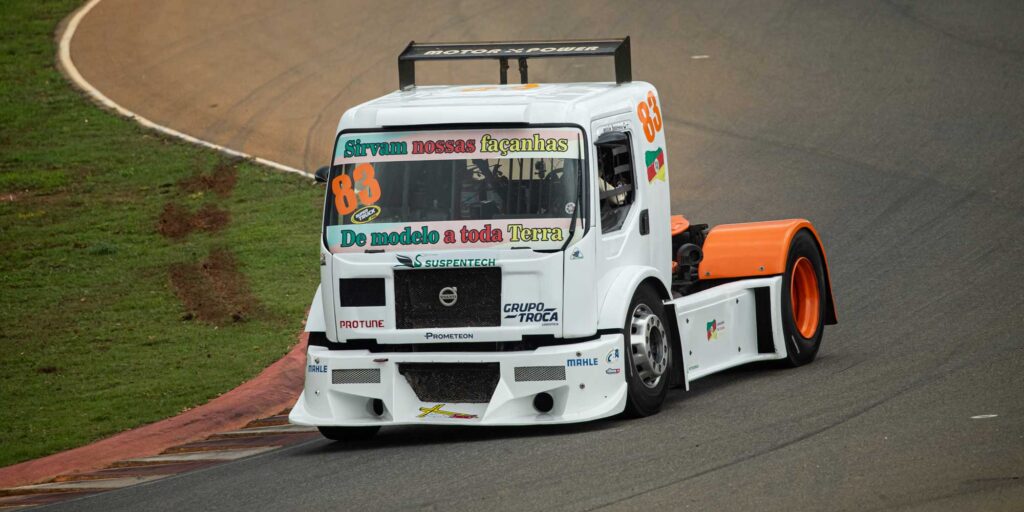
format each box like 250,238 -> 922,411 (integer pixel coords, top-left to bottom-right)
698,219 -> 837,324
670,214 -> 689,236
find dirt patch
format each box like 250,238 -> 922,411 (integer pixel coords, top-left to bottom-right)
157,203 -> 230,239
178,159 -> 238,198
169,248 -> 262,324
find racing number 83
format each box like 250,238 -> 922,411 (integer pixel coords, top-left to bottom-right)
331,163 -> 381,216
637,91 -> 663,143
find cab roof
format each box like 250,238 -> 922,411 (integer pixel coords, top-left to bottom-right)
338,81 -> 653,131
339,38 -> 646,132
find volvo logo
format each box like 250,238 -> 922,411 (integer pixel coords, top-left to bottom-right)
438,286 -> 458,307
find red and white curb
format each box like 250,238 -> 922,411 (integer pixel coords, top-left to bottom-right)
0,412 -> 318,509
0,1 -> 332,506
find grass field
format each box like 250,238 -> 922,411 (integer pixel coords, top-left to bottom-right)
0,1 -> 323,467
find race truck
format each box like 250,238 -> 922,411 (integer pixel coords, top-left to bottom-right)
289,38 -> 837,441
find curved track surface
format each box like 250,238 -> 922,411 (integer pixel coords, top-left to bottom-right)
61,1 -> 1024,510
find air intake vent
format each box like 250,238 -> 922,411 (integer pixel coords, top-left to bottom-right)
514,366 -> 566,382
332,368 -> 381,384
398,363 -> 499,403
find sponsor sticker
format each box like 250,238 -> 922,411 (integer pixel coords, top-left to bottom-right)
395,254 -> 497,269
706,319 -> 725,340
339,319 -> 384,329
605,368 -> 621,375
417,404 -> 478,419
424,332 -> 474,340
570,248 -> 584,260
350,204 -> 381,224
567,357 -> 599,367
606,348 -> 621,364
504,302 -> 559,324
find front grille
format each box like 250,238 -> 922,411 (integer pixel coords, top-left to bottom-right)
514,366 -> 566,382
398,363 -> 499,403
394,268 -> 501,329
332,368 -> 381,384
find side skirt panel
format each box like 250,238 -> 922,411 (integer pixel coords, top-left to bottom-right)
666,276 -> 786,387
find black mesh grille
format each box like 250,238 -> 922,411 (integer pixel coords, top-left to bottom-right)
394,268 -> 501,329
398,363 -> 499,403
514,366 -> 566,382
331,368 -> 381,384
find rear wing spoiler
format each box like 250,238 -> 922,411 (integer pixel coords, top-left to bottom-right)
397,38 -> 631,90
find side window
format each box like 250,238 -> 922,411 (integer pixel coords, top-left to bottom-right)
595,131 -> 635,233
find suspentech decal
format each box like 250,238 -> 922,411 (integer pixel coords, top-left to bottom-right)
417,404 -> 478,419
645,148 -> 667,183
395,254 -> 497,269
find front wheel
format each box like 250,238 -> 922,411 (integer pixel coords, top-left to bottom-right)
317,425 -> 380,442
622,285 -> 673,417
780,229 -> 827,367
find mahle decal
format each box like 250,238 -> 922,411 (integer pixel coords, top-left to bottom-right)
307,357 -> 327,374
350,205 -> 381,224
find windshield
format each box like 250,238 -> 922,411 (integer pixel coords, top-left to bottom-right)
324,128 -> 585,253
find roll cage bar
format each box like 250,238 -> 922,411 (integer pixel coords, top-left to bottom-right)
397,38 -> 631,90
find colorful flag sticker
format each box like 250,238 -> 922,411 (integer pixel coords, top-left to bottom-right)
645,147 -> 667,182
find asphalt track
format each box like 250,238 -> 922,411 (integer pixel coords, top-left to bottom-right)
56,1 -> 1024,510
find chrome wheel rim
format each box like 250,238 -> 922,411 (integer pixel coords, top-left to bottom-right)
629,303 -> 669,388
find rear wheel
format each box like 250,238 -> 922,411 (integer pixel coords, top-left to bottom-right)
781,229 -> 827,367
317,425 -> 380,442
622,285 -> 672,417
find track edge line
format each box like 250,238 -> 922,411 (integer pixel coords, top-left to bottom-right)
56,0 -> 313,179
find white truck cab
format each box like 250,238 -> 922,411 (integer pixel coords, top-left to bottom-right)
289,39 -> 837,440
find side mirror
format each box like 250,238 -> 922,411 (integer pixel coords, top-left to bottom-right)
314,166 -> 331,184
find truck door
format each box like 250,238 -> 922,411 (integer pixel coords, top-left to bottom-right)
591,116 -> 648,281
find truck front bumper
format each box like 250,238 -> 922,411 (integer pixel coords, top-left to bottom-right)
288,334 -> 626,427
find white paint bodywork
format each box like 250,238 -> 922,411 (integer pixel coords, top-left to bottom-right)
291,82 -> 791,427
290,334 -> 627,426
673,277 -> 788,386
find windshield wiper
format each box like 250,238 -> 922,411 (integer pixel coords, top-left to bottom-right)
558,133 -> 584,252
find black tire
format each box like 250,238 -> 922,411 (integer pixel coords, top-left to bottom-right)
622,284 -> 672,417
317,425 -> 380,442
780,229 -> 827,367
